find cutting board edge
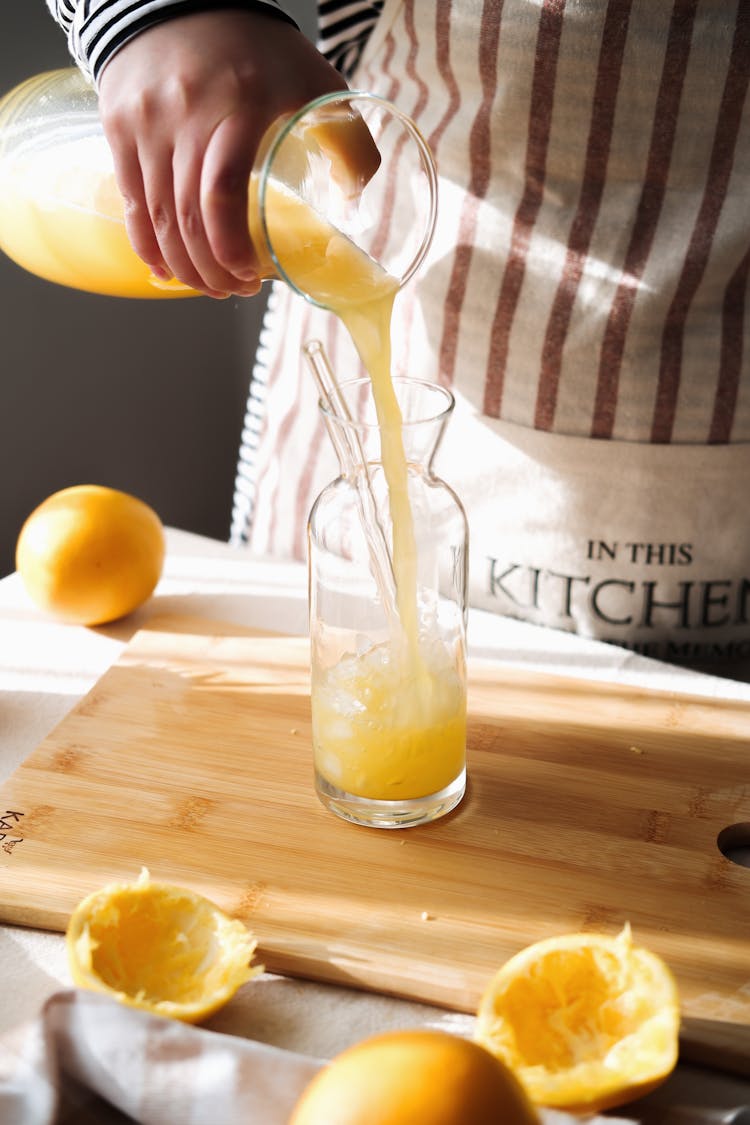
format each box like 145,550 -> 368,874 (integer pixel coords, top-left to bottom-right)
94,611 -> 750,712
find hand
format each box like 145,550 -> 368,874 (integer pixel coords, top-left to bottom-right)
98,8 -> 349,298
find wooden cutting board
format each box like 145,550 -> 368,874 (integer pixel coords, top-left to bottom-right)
2,614 -> 750,1026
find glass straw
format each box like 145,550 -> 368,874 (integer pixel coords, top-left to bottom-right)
303,339 -> 400,632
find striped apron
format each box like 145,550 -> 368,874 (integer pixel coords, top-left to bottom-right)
233,0 -> 750,669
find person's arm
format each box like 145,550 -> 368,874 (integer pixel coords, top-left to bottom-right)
45,3 -> 349,298
317,0 -> 384,77
44,0 -> 295,87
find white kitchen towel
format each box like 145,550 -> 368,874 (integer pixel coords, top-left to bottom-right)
0,990 -> 632,1125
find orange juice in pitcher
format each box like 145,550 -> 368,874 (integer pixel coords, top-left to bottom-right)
0,73 -> 436,305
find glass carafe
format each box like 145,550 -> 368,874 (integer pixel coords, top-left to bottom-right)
0,70 -> 437,303
308,377 -> 469,829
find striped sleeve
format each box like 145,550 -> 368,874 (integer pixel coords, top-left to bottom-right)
44,0 -> 297,86
317,0 -> 384,77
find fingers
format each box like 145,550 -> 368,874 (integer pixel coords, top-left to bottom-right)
172,137 -> 261,296
106,131 -> 168,281
199,113 -> 264,285
100,79 -> 262,297
95,9 -> 349,299
112,124 -> 262,299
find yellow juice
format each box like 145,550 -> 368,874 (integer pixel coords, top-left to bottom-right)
0,137 -> 194,297
0,133 -> 378,299
312,644 -> 466,800
292,219 -> 467,803
0,134 -> 397,303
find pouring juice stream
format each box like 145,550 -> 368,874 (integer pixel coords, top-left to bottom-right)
280,238 -> 465,803
257,167 -> 465,803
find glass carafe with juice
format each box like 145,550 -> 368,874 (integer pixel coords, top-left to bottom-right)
0,70 -> 437,308
307,371 -> 469,829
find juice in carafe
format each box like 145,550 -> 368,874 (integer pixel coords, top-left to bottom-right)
304,252 -> 467,806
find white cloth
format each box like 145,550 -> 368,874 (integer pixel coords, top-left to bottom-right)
1,991 -> 321,1125
0,991 -> 632,1125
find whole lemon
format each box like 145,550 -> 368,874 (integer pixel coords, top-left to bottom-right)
289,1028 -> 539,1125
16,484 -> 165,625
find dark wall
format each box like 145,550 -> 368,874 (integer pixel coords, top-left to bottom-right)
0,1 -> 315,576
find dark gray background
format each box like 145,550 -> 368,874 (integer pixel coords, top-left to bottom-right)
0,0 -> 315,576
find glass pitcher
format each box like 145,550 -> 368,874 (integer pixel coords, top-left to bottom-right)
307,375 -> 469,829
0,69 -> 437,303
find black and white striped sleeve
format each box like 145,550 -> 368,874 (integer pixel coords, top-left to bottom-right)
317,1 -> 384,78
44,0 -> 298,86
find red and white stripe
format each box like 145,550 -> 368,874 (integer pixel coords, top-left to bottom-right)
228,0 -> 750,557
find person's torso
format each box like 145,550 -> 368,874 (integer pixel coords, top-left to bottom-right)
233,0 -> 750,670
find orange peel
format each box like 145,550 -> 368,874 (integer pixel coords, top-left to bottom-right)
475,924 -> 680,1114
66,868 -> 262,1023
